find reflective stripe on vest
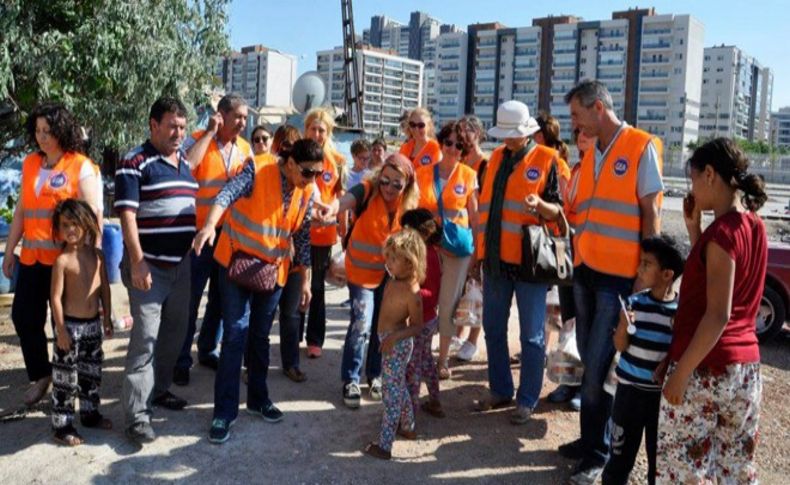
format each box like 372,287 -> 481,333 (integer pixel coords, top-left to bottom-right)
22,209 -> 54,219
22,238 -> 61,250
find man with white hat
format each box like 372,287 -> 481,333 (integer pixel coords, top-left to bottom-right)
473,100 -> 565,425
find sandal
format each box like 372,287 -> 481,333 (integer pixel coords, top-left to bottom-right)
53,426 -> 84,447
397,427 -> 417,440
363,442 -> 391,460
420,400 -> 446,419
283,367 -> 307,383
81,411 -> 113,430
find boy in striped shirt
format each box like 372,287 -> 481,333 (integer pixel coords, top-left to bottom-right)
603,234 -> 685,485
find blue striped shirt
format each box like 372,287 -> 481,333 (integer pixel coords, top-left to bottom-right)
616,289 -> 677,391
114,141 -> 198,265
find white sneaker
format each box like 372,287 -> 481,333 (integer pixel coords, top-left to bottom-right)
448,336 -> 464,354
456,341 -> 478,361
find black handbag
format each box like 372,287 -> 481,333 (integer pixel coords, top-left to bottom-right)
521,209 -> 573,286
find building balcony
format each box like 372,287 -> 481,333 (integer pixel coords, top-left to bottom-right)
514,75 -> 537,82
477,53 -> 497,60
515,48 -> 539,56
598,59 -> 624,66
554,34 -> 577,41
514,61 -> 537,69
640,86 -> 669,93
641,71 -> 670,79
639,100 -> 668,107
515,37 -> 538,45
441,42 -> 461,49
478,39 -> 497,47
554,48 -> 576,55
440,54 -> 460,60
599,46 -> 625,53
642,41 -> 672,50
641,57 -> 671,65
599,30 -> 626,38
553,61 -> 577,68
597,73 -> 623,80
639,115 -> 668,122
643,28 -> 672,35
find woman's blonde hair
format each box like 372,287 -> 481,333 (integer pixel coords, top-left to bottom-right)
367,153 -> 419,212
408,107 -> 436,140
304,108 -> 337,152
383,228 -> 426,284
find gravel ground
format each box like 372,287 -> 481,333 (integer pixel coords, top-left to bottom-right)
0,202 -> 787,484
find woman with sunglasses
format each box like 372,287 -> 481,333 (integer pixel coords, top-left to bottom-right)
251,125 -> 273,157
416,121 -> 479,379
193,139 -> 324,444
325,154 -> 419,408
399,108 -> 441,169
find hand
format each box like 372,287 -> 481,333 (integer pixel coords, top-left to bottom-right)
2,253 -> 14,279
653,358 -> 669,385
56,328 -> 72,352
683,194 -> 701,229
299,284 -> 312,312
469,259 -> 483,282
524,194 -> 542,214
207,112 -> 223,135
193,226 -> 216,256
131,259 -> 152,291
103,318 -> 114,338
311,200 -> 337,225
662,367 -> 690,406
380,334 -> 396,354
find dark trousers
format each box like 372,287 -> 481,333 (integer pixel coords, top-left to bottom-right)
12,263 -> 54,382
305,245 -> 331,347
602,385 -> 660,485
278,271 -> 304,370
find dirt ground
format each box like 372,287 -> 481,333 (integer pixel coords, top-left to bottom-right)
0,204 -> 788,484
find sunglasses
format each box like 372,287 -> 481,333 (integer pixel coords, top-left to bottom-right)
298,166 -> 323,179
379,177 -> 405,191
443,139 -> 464,151
253,135 -> 270,143
409,121 -> 426,129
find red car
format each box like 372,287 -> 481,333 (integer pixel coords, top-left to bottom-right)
758,242 -> 790,342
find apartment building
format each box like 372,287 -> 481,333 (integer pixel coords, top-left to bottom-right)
216,45 -> 297,108
434,31 -> 469,125
771,107 -> 790,148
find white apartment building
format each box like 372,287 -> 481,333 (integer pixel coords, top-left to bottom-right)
771,107 -> 790,148
471,28 -> 499,128
636,14 -> 704,149
216,45 -> 297,108
433,31 -> 469,125
316,46 -> 423,135
700,46 -> 774,142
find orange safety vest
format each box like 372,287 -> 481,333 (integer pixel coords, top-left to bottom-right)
253,152 -> 277,168
573,126 -> 661,278
310,150 -> 344,246
345,181 -> 403,288
19,152 -> 87,265
400,139 -> 441,169
416,163 -> 477,229
213,163 -> 314,287
476,144 -> 558,264
191,130 -> 251,229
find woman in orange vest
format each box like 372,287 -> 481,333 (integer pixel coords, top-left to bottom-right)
326,153 -> 419,409
399,108 -> 441,169
192,139 -> 322,444
271,124 -> 301,159
250,125 -> 273,159
303,108 -> 346,358
3,103 -> 100,406
416,121 -> 479,379
475,101 -> 564,425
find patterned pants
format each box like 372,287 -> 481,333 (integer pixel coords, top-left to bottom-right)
51,316 -> 104,430
378,332 -> 414,452
406,317 -> 440,417
656,362 -> 761,485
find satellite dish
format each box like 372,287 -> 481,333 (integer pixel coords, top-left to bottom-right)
292,71 -> 327,114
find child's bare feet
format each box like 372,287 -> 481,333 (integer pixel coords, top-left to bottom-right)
364,442 -> 391,460
53,426 -> 84,447
421,399 -> 446,418
24,376 -> 51,406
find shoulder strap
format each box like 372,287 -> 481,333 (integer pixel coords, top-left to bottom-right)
343,183 -> 375,249
433,164 -> 445,222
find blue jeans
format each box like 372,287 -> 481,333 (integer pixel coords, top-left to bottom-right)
175,236 -> 223,371
213,268 -> 282,421
482,272 -> 547,408
573,264 -> 633,466
278,270 -> 304,370
340,280 -> 385,384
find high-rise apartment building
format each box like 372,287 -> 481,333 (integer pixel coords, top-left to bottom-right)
216,45 -> 297,108
434,31 -> 469,125
771,107 -> 790,148
364,11 -> 458,65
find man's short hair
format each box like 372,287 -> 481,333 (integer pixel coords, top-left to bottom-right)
351,139 -> 371,156
564,80 -> 614,110
218,93 -> 247,113
371,137 -> 387,149
640,234 -> 686,281
149,97 -> 187,123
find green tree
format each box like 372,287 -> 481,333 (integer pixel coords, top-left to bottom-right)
0,0 -> 230,162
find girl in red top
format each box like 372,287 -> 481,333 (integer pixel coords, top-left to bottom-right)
656,138 -> 767,484
401,209 -> 445,420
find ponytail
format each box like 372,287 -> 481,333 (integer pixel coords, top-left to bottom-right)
737,172 -> 767,212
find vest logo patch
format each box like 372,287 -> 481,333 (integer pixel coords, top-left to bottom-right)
453,183 -> 466,196
420,155 -> 432,166
613,158 -> 629,177
49,172 -> 68,189
525,168 -> 541,181
322,172 -> 333,183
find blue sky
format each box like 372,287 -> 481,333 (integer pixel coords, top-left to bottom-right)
228,0 -> 787,109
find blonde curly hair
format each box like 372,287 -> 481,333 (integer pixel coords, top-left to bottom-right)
383,228 -> 426,284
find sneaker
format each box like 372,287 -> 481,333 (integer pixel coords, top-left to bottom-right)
125,422 -> 156,444
509,405 -> 533,425
198,354 -> 219,371
456,341 -> 478,362
208,418 -> 235,444
449,336 -> 464,354
569,391 -> 581,412
246,402 -> 284,423
558,438 -> 584,460
283,367 -> 307,383
369,377 -> 382,401
547,384 -> 575,403
343,382 -> 361,409
569,460 -> 604,485
340,298 -> 352,308
306,345 -> 322,359
152,391 -> 187,411
173,367 -> 190,387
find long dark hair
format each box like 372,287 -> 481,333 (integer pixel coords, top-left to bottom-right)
26,102 -> 84,154
52,198 -> 100,247
536,112 -> 569,161
687,137 -> 767,212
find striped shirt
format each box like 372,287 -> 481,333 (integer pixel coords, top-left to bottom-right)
616,289 -> 677,391
114,141 -> 198,265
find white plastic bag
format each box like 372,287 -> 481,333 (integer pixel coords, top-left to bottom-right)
453,278 -> 483,327
546,317 -> 584,385
325,250 -> 347,287
603,353 -> 620,396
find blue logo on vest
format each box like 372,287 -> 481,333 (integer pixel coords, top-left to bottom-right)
613,158 -> 629,176
322,172 -> 332,183
525,168 -> 541,181
49,172 -> 68,189
420,155 -> 432,165
453,184 -> 465,196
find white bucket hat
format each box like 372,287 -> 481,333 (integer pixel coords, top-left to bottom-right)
486,100 -> 540,139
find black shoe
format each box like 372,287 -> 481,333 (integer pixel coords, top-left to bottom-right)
569,459 -> 605,485
208,418 -> 235,444
198,355 -> 219,370
152,391 -> 188,410
173,367 -> 190,386
558,438 -> 584,460
125,422 -> 156,444
246,402 -> 284,423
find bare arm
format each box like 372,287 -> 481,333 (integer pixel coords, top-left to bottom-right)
467,191 -> 479,243
185,113 -> 222,169
2,202 -> 24,278
98,251 -> 113,337
50,257 -> 70,351
639,192 -> 661,239
613,310 -> 630,353
78,170 -> 103,245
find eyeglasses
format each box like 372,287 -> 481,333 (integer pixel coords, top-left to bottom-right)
408,121 -> 426,129
253,135 -> 270,143
443,139 -> 464,151
299,167 -> 323,179
379,177 -> 405,191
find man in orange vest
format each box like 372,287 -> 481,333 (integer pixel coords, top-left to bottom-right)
560,80 -> 663,484
174,94 -> 251,386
